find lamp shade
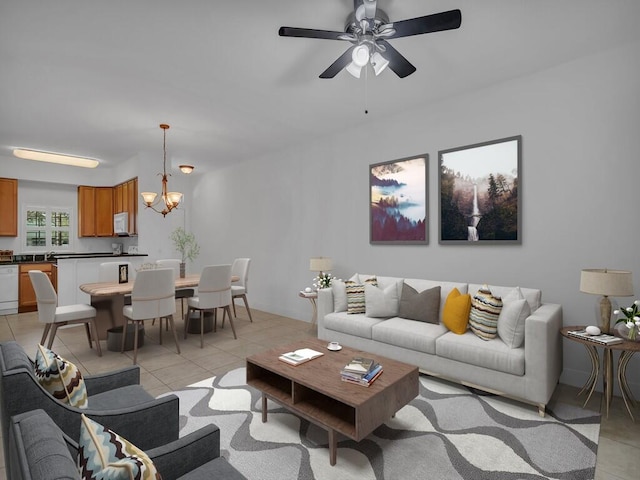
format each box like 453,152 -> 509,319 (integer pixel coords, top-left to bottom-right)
310,257 -> 332,272
580,269 -> 634,296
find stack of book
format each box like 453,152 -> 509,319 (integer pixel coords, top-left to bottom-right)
340,356 -> 383,387
567,329 -> 624,345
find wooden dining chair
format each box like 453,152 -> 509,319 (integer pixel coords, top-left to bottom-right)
185,265 -> 236,348
121,268 -> 180,364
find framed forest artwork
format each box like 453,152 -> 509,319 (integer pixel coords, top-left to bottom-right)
439,136 -> 522,245
370,154 -> 428,244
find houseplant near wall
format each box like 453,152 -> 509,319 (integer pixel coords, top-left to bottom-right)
169,227 -> 200,277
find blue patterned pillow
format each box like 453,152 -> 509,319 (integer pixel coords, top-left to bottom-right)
34,345 -> 88,408
78,414 -> 161,480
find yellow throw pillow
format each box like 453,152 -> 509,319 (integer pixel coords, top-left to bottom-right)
442,288 -> 471,334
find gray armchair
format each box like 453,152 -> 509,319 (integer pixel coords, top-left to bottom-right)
0,341 -> 179,472
8,409 -> 247,480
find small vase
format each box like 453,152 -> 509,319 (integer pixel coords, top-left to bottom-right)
615,323 -> 640,342
180,262 -> 186,278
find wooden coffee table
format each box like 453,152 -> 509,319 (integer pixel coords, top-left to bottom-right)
246,338 -> 419,465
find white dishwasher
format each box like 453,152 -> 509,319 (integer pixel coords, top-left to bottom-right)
0,265 -> 19,315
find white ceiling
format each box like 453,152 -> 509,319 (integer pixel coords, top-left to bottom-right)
1,0 -> 639,173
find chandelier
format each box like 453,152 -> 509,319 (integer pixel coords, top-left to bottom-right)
140,124 -> 183,217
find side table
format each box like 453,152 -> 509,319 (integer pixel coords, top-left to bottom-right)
298,291 -> 318,326
560,326 -> 639,420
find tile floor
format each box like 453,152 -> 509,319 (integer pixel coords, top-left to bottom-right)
0,306 -> 637,479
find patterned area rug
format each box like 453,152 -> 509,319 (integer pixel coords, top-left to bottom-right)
165,368 -> 600,480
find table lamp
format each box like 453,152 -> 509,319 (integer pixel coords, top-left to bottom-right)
579,268 -> 633,334
310,257 -> 333,277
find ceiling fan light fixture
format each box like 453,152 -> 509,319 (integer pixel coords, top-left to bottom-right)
371,51 -> 389,76
346,61 -> 363,78
351,44 -> 370,67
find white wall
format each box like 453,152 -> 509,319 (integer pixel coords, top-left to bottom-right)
191,39 -> 640,396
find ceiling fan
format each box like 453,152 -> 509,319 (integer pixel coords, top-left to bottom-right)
278,0 -> 461,79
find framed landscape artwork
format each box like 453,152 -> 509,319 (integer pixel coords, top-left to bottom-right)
370,154 -> 428,244
439,136 -> 522,245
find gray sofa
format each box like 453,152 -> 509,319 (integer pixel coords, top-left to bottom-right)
317,275 -> 563,416
0,341 -> 179,472
8,409 -> 247,480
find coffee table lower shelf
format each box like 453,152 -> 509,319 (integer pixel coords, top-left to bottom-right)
246,343 -> 418,466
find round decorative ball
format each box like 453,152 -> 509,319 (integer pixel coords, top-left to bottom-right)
585,326 -> 601,336
304,287 -> 312,293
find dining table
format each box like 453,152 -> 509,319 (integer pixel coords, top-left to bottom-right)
79,274 -> 238,341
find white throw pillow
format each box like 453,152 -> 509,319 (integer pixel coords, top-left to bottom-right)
497,287 -> 531,349
365,283 -> 399,318
333,274 -> 358,312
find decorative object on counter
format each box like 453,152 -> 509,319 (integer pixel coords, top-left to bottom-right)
614,300 -> 640,341
170,227 -> 200,278
140,124 -> 183,217
580,268 -> 634,334
0,250 -> 13,262
135,262 -> 157,272
118,264 -> 129,284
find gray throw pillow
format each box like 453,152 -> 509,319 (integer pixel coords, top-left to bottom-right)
398,284 -> 441,324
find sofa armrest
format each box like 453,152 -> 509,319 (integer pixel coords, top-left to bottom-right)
147,424 -> 220,480
84,366 -> 140,395
84,394 -> 180,450
524,303 -> 563,405
317,288 -> 334,329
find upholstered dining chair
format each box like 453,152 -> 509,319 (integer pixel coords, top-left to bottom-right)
98,261 -> 133,305
185,264 -> 236,348
230,258 -> 253,322
121,268 -> 180,364
156,258 -> 194,318
28,270 -> 102,356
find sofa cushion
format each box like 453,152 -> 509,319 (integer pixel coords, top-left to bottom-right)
346,278 -> 377,314
436,332 -> 525,376
372,317 -> 448,355
34,345 -> 88,409
78,414 -> 159,480
469,285 -> 503,341
497,292 -> 531,349
469,283 -> 541,313
398,284 -> 440,324
404,279 -> 468,322
442,288 -> 472,334
365,283 -> 399,318
332,274 -> 360,312
324,311 -> 384,339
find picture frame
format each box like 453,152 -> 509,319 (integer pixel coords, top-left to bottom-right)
370,154 -> 428,244
118,264 -> 129,284
439,136 -> 522,245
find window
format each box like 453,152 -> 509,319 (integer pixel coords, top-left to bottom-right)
23,206 -> 72,251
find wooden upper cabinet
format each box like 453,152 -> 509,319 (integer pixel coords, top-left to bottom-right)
126,178 -> 137,235
0,178 -> 18,236
114,183 -> 124,214
78,186 -> 114,237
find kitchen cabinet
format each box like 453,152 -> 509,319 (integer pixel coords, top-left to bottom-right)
19,263 -> 56,313
111,178 -> 138,235
0,178 -> 18,236
78,186 -> 114,237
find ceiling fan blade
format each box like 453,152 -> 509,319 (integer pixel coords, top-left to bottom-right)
319,46 -> 356,79
385,9 -> 461,39
377,40 -> 416,78
279,26 -> 349,41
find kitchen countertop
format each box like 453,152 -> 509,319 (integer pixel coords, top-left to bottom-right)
0,253 -> 148,265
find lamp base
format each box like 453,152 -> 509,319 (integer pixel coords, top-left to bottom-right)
598,295 -> 612,335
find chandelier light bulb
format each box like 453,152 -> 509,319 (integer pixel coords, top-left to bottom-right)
351,44 -> 370,67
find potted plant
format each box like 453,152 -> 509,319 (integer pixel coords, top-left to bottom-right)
169,227 -> 200,277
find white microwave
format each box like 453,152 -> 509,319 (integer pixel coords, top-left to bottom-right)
113,212 -> 129,236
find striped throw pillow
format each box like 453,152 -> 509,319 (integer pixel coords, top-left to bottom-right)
346,277 -> 377,314
469,285 -> 503,340
78,414 -> 160,480
34,345 -> 88,409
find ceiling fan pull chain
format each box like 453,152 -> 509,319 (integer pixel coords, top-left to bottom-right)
364,64 -> 369,114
